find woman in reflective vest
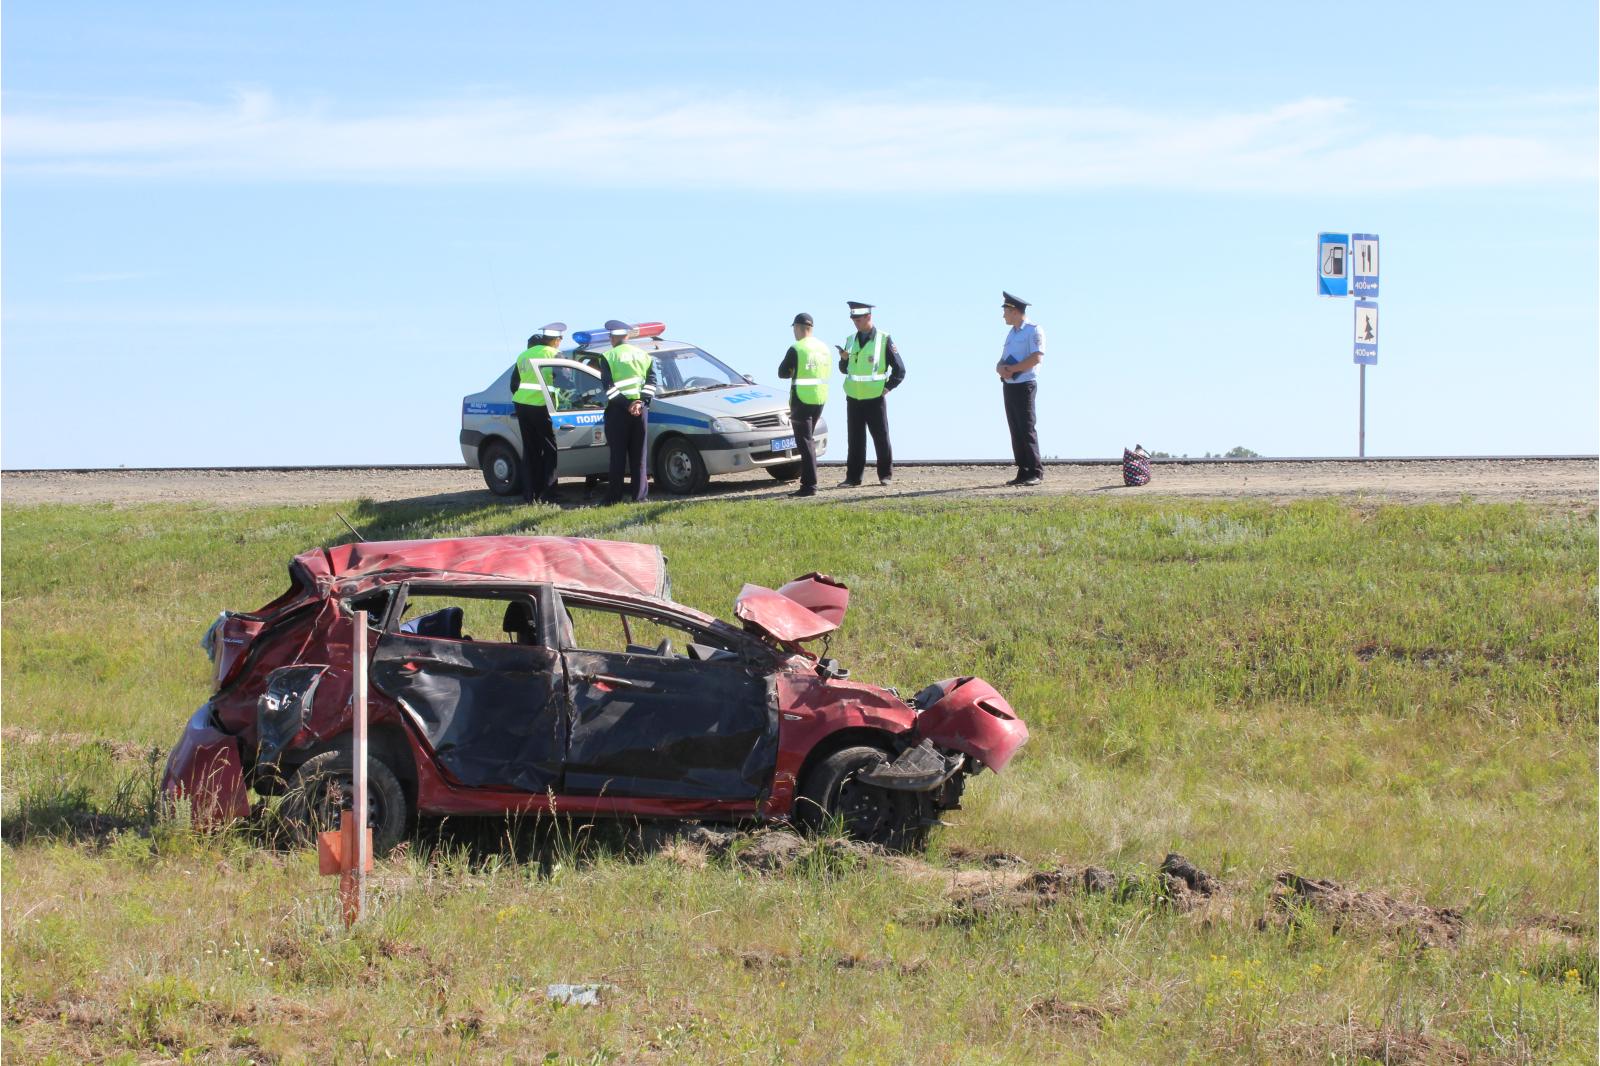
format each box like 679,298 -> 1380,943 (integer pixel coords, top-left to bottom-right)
777,312 -> 830,497
512,323 -> 564,504
598,320 -> 658,504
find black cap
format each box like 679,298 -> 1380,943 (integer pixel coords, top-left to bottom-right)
604,319 -> 631,336
847,301 -> 874,317
792,312 -> 813,327
1002,291 -> 1029,311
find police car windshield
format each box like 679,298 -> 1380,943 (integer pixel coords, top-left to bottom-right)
652,345 -> 746,395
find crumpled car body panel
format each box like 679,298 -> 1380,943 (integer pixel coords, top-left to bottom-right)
914,677 -> 1029,772
163,706 -> 251,826
162,541 -> 1027,834
733,574 -> 849,644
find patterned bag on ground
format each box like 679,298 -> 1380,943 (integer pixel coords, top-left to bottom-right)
1122,445 -> 1152,487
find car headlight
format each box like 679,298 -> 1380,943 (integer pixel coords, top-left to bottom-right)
709,417 -> 751,433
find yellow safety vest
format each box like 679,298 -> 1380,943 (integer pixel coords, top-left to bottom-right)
843,331 -> 889,400
512,347 -> 549,406
603,344 -> 653,402
791,337 -> 830,406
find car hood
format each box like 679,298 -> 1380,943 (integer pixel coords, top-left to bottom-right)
662,383 -> 789,421
733,573 -> 849,644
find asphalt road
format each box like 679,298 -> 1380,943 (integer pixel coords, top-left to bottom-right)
3,458 -> 1594,508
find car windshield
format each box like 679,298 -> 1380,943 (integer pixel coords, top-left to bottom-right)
651,345 -> 746,396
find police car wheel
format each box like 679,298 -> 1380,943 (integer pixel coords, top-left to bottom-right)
480,440 -> 521,497
655,437 -> 708,495
767,462 -> 803,482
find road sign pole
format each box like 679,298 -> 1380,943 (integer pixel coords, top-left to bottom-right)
1358,364 -> 1366,458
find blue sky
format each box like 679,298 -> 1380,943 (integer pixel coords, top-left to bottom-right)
4,1 -> 1596,467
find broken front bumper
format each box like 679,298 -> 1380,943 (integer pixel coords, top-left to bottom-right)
856,739 -> 965,792
913,677 -> 1029,772
161,705 -> 251,827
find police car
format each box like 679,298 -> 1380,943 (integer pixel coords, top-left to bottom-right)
460,322 -> 826,496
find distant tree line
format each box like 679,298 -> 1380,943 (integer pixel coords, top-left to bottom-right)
1148,446 -> 1262,459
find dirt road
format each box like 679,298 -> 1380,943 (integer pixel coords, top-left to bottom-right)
3,458 -> 1593,508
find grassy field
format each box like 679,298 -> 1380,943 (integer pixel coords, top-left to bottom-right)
3,493 -> 1595,1063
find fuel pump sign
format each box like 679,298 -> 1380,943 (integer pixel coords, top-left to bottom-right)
1317,232 -> 1350,297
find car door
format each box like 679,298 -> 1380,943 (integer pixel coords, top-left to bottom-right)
556,596 -> 778,801
541,361 -> 610,476
368,583 -> 566,792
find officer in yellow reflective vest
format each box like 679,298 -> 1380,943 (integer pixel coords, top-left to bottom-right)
835,301 -> 906,486
512,322 -> 564,504
598,319 -> 658,504
776,312 -> 829,497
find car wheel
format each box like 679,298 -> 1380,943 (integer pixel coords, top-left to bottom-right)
655,437 -> 708,495
279,749 -> 410,854
797,745 -> 930,851
480,439 -> 521,497
766,462 -> 803,482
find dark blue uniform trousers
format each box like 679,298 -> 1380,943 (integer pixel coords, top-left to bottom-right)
844,396 -> 892,483
604,400 -> 649,502
1003,380 -> 1042,480
514,402 -> 558,502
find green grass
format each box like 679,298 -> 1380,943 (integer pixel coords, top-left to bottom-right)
3,494 -> 1596,1062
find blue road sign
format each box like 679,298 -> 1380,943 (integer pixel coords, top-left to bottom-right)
1318,232 -> 1349,296
1352,233 -> 1379,296
1353,300 -> 1378,364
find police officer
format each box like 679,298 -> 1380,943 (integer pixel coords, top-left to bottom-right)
512,323 -> 565,504
598,319 -> 657,504
836,301 -> 905,486
997,292 -> 1045,486
776,312 -> 829,497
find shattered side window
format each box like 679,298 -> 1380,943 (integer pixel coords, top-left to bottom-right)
397,592 -> 543,647
347,588 -> 394,630
562,604 -> 735,659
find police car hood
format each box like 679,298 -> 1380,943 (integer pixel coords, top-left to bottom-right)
733,573 -> 849,644
665,383 -> 788,419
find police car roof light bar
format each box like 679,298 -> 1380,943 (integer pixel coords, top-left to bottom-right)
571,321 -> 667,347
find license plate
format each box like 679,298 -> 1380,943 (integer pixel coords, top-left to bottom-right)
770,436 -> 796,452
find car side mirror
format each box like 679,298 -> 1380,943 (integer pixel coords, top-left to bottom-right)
742,374 -> 756,385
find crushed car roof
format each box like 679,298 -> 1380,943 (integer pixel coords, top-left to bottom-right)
293,536 -> 670,597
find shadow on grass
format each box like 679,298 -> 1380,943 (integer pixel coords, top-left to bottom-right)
1,743 -> 168,845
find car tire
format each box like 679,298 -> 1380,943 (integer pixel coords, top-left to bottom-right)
480,439 -> 521,497
655,437 -> 708,495
766,462 -> 803,482
797,745 -> 930,852
279,748 -> 410,854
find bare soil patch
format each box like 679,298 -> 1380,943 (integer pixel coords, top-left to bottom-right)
1269,872 -> 1465,948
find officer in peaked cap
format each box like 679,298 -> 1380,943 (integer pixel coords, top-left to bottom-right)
996,292 -> 1045,486
777,312 -> 829,497
598,320 -> 658,504
836,301 -> 906,487
511,322 -> 566,504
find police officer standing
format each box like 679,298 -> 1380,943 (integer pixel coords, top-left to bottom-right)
776,312 -> 829,497
599,319 -> 657,504
512,323 -> 565,504
997,292 -> 1045,486
836,301 -> 905,487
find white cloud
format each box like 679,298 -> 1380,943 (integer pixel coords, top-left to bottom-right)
4,88 -> 1594,193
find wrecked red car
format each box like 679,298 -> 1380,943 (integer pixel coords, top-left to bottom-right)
163,535 -> 1027,851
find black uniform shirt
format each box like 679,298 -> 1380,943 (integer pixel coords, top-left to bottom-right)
836,327 -> 906,392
